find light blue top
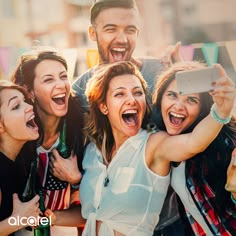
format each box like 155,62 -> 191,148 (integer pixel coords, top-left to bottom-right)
80,129 -> 170,236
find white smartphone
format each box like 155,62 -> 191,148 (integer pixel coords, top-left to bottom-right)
176,67 -> 220,95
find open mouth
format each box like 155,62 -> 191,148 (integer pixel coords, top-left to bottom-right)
26,115 -> 38,129
110,47 -> 127,61
52,93 -> 66,105
169,112 -> 186,125
122,109 -> 138,126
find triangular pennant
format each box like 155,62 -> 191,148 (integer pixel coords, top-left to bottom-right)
201,43 -> 219,66
225,41 -> 236,72
0,47 -> 11,75
86,49 -> 99,68
180,45 -> 195,61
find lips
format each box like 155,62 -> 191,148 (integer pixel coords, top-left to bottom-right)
169,111 -> 186,125
52,93 -> 66,105
26,114 -> 38,130
122,109 -> 138,126
110,46 -> 128,61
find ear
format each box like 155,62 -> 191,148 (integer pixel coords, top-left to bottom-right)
99,103 -> 108,115
0,121 -> 5,133
29,91 -> 35,102
89,25 -> 97,42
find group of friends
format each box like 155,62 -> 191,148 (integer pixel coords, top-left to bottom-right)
0,0 -> 236,236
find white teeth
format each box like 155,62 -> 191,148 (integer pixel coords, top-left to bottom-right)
170,112 -> 185,118
112,48 -> 126,52
123,109 -> 137,114
53,93 -> 65,99
28,114 -> 35,122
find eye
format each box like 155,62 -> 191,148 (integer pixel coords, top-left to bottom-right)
187,97 -> 199,104
44,77 -> 53,83
134,90 -> 143,96
60,74 -> 68,80
12,104 -> 20,110
167,91 -> 177,98
104,27 -> 116,33
114,92 -> 124,97
126,27 -> 138,34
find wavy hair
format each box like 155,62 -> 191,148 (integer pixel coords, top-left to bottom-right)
11,48 -> 85,172
85,61 -> 151,164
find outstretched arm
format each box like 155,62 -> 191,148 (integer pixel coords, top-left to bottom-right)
153,64 -> 235,162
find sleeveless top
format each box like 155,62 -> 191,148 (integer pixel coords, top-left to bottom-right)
80,129 -> 170,236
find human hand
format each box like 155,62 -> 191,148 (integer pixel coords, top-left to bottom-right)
44,209 -> 56,226
159,41 -> 183,69
50,149 -> 82,185
11,194 -> 41,227
210,64 -> 236,119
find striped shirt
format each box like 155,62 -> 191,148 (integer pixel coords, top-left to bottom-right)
37,139 -> 71,211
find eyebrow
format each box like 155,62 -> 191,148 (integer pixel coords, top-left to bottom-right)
112,86 -> 142,92
42,70 -> 66,78
103,24 -> 138,30
8,96 -> 18,106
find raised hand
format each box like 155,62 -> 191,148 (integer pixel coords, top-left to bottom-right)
209,64 -> 236,119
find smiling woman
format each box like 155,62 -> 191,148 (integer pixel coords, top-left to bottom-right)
0,80 -> 40,236
11,48 -> 86,236
152,61 -> 236,235
75,60 -> 236,236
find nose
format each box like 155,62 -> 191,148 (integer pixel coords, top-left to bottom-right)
126,93 -> 136,105
116,30 -> 128,44
24,102 -> 34,113
173,99 -> 185,110
55,78 -> 66,89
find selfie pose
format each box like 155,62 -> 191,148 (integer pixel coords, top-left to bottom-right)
153,61 -> 236,235
0,80 -> 40,236
78,61 -> 235,236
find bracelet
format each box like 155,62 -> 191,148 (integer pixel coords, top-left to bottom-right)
210,104 -> 232,124
231,194 -> 236,204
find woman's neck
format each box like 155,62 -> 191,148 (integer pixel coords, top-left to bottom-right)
39,113 -> 61,150
0,138 -> 24,161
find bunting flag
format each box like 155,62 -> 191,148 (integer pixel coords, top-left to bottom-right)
62,48 -> 78,81
180,45 -> 195,61
225,41 -> 236,72
201,43 -> 219,66
0,47 -> 11,77
86,49 -> 99,68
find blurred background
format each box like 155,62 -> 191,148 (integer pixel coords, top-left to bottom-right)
0,0 -> 236,80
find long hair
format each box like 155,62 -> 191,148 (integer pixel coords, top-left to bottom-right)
85,61 -> 151,164
153,61 -> 236,218
11,48 -> 85,172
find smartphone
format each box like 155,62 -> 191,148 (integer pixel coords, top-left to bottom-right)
176,67 -> 220,95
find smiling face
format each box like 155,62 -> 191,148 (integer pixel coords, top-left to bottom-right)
161,79 -> 201,135
100,74 -> 146,141
0,89 -> 38,142
31,59 -> 70,119
89,7 -> 139,63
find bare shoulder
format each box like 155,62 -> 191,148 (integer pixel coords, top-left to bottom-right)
146,131 -> 169,161
146,131 -> 171,175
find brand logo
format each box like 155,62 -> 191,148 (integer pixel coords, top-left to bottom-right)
8,216 -> 52,227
